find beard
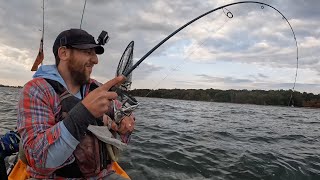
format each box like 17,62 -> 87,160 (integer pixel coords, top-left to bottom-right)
68,55 -> 90,85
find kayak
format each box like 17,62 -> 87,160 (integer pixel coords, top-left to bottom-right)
8,159 -> 29,180
8,158 -> 130,180
1,131 -> 130,179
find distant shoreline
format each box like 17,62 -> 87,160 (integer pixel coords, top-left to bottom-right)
0,84 -> 23,88
1,85 -> 320,108
130,89 -> 320,108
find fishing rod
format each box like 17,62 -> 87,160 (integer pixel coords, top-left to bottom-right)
122,1 -> 299,94
80,0 -> 87,29
41,0 -> 44,63
31,0 -> 45,71
112,1 -> 299,114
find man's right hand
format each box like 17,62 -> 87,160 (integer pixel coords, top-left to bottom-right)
82,76 -> 125,118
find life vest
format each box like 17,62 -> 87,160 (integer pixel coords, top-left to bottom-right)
45,79 -> 111,178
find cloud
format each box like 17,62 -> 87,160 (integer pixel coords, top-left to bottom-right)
197,74 -> 253,84
0,0 -> 319,93
257,73 -> 268,79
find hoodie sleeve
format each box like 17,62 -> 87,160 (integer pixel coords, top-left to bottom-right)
16,78 -> 93,176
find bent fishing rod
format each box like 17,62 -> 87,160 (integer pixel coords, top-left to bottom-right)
111,1 -> 299,109
122,1 -> 299,88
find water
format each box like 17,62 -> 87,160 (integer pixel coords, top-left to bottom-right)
0,87 -> 21,134
1,87 -> 319,179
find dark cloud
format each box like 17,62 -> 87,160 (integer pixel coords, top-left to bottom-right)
258,73 -> 268,79
275,0 -> 320,20
197,74 -> 253,84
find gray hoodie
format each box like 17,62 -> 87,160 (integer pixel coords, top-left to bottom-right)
33,65 -> 84,99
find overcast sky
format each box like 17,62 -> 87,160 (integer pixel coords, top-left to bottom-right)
0,0 -> 319,94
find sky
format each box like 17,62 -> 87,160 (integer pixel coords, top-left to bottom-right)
0,0 -> 319,94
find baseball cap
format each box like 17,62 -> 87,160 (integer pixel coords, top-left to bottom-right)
53,28 -> 104,57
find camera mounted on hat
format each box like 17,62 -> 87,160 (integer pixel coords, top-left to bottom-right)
97,30 -> 109,46
53,28 -> 110,57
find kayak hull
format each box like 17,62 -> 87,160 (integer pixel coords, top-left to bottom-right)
8,159 -> 29,180
8,159 -> 130,179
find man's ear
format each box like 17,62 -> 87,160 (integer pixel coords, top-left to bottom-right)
58,46 -> 70,62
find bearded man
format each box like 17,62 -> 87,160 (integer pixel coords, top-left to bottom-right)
17,28 -> 135,179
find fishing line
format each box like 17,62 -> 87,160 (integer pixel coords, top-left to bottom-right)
144,11 -> 232,97
121,1 -> 298,106
123,1 -> 299,79
80,0 -> 87,29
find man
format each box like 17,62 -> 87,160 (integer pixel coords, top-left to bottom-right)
17,28 -> 135,179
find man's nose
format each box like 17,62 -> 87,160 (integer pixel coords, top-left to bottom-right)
91,54 -> 98,64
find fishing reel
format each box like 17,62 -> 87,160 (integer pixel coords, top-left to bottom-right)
97,30 -> 110,46
112,40 -> 138,124
113,87 -> 139,124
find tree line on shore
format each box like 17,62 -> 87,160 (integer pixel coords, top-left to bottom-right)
2,84 -> 319,108
0,84 -> 22,88
129,88 -> 320,108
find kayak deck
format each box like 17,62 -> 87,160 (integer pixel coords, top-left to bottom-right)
8,159 -> 130,179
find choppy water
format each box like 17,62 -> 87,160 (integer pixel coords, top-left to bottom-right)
1,87 -> 319,179
0,87 -> 20,134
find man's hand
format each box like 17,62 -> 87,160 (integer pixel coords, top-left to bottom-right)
117,115 -> 135,134
102,114 -> 135,134
82,76 -> 125,118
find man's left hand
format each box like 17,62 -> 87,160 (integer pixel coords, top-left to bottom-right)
102,114 -> 135,134
117,115 -> 135,135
